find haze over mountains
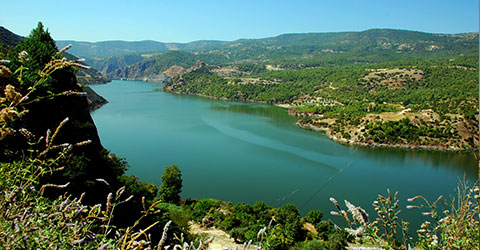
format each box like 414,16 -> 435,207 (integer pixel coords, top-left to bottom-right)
56,29 -> 478,82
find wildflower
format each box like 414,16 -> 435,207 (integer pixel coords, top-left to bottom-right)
57,44 -> 72,55
95,179 -> 110,187
329,197 -> 339,206
19,128 -> 34,140
0,127 -> 15,138
5,85 -> 22,104
18,51 -> 29,61
407,195 -> 424,202
157,221 -> 172,250
116,186 -> 126,197
123,195 -> 134,203
74,140 -> 92,147
0,65 -> 12,78
345,200 -> 368,224
72,62 -> 90,69
0,107 -> 20,122
420,221 -> 431,228
345,226 -> 365,237
257,227 -> 267,240
105,193 -> 113,214
438,217 -> 449,224
330,197 -> 341,211
39,182 -> 70,196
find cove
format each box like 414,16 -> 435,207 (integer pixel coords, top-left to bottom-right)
90,80 -> 477,225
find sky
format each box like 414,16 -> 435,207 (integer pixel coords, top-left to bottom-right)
1,0 -> 478,43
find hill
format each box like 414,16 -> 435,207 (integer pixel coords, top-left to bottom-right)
165,54 -> 479,151
0,27 -> 23,53
83,29 -> 478,81
56,39 -> 227,58
106,50 -> 229,82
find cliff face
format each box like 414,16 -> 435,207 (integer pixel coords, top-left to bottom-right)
14,66 -> 124,204
83,86 -> 108,110
22,71 -> 103,151
108,60 -> 170,82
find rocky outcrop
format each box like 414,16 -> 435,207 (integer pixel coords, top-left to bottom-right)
22,71 -> 103,151
163,65 -> 186,78
163,62 -> 211,92
83,86 -> 108,110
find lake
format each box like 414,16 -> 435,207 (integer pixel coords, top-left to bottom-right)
90,80 -> 477,226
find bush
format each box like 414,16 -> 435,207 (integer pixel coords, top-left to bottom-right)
302,239 -> 328,250
304,209 -> 323,225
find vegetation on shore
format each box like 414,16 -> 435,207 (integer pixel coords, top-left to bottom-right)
165,55 -> 478,151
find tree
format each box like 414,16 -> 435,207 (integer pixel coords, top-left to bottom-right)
304,209 -> 323,225
10,22 -> 60,88
159,164 -> 183,204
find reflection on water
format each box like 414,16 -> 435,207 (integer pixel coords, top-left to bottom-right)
210,102 -> 477,179
355,145 -> 477,177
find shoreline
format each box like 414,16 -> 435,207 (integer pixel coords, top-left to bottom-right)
162,88 -> 475,152
296,122 -> 474,152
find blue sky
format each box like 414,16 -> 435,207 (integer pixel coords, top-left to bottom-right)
1,0 -> 478,43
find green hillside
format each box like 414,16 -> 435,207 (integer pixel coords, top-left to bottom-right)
165,54 -> 479,150
87,29 -> 478,80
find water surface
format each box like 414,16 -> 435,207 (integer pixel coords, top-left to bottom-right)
91,80 -> 477,225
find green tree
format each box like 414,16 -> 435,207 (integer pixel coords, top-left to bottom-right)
304,209 -> 323,225
276,204 -> 302,240
10,22 -> 61,89
159,164 -> 183,204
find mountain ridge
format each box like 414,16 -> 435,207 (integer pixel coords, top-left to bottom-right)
85,29 -> 478,82
56,29 -> 478,58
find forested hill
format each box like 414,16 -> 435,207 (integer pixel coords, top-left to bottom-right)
80,29 -> 478,81
165,55 -> 479,151
59,29 -> 479,59
0,27 -> 23,52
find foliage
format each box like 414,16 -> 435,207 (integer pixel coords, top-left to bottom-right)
159,164 -> 183,204
329,183 -> 479,250
407,181 -> 479,249
301,239 -> 327,250
190,198 -> 221,222
304,209 -> 324,225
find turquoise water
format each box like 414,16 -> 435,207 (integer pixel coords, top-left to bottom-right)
90,80 -> 477,224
